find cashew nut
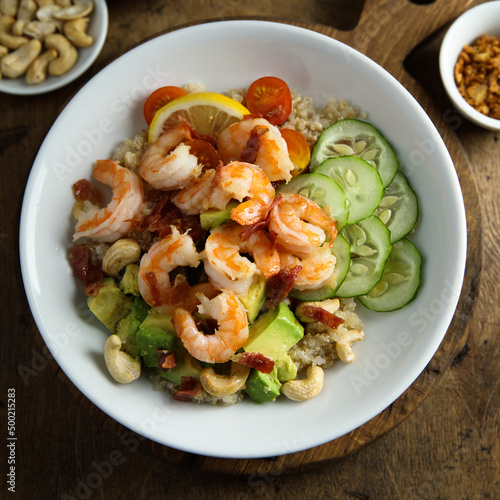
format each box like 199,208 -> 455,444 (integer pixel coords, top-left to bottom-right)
281,365 -> 324,401
11,0 -> 36,36
0,15 -> 29,48
35,3 -> 60,21
102,238 -> 142,278
53,0 -> 92,20
23,19 -> 55,38
43,32 -> 76,75
200,362 -> 250,397
1,37 -> 40,77
104,334 -> 141,384
25,46 -> 55,83
0,43 -> 7,56
0,0 -> 19,16
335,329 -> 364,363
63,16 -> 92,47
295,298 -> 340,323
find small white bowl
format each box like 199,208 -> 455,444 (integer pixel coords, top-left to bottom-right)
440,1 -> 500,131
0,0 -> 108,95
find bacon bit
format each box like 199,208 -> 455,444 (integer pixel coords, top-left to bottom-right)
266,265 -> 303,309
240,125 -> 268,164
68,244 -> 103,297
300,305 -> 345,330
157,350 -> 177,371
173,376 -> 202,401
72,179 -> 100,202
233,352 -> 275,374
144,271 -> 162,307
133,194 -> 204,241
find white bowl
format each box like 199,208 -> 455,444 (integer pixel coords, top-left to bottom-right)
439,1 -> 500,131
0,0 -> 108,95
19,20 -> 467,459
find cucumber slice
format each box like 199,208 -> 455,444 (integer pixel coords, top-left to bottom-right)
310,119 -> 399,187
375,171 -> 419,243
316,156 -> 384,224
276,172 -> 348,230
359,238 -> 422,311
336,216 -> 392,298
290,233 -> 351,301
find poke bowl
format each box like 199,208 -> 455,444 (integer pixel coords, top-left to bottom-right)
19,20 -> 467,459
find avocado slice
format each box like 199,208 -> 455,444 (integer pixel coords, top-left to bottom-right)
275,354 -> 298,382
243,302 -> 304,359
156,346 -> 202,384
239,276 -> 267,323
136,309 -> 177,368
116,296 -> 150,359
87,277 -> 133,333
245,366 -> 282,403
199,201 -> 239,230
119,263 -> 140,296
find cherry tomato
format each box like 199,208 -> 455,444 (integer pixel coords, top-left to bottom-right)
280,128 -> 311,176
143,86 -> 187,125
246,76 -> 292,125
184,139 -> 220,169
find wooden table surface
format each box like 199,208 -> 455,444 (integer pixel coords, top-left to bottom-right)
2,0 -> 499,498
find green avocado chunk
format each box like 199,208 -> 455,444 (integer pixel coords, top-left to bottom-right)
245,367 -> 282,403
136,309 -> 177,368
119,264 -> 140,296
275,354 -> 298,383
239,276 -> 268,323
156,346 -> 202,385
243,302 -> 304,359
199,201 -> 239,230
116,296 -> 150,359
87,277 -> 133,333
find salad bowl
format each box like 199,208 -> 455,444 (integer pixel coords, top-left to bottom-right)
19,20 -> 467,459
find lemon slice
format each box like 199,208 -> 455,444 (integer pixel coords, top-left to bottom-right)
148,92 -> 250,142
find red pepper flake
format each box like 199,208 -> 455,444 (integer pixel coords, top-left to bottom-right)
300,305 -> 345,330
157,350 -> 177,371
173,376 -> 202,402
234,352 -> 275,374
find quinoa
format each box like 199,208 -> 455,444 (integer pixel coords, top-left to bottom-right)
112,129 -> 148,171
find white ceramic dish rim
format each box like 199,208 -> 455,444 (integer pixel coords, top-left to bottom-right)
439,0 -> 500,131
19,20 -> 467,459
0,0 -> 108,96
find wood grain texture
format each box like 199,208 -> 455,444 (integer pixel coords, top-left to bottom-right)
2,0 -> 498,498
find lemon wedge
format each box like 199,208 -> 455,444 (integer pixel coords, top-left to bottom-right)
148,92 -> 250,142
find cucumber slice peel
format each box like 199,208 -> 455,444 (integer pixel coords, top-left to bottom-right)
375,171 -> 419,243
336,216 -> 392,298
290,233 -> 351,301
316,156 -> 384,224
359,238 -> 422,312
310,119 -> 399,188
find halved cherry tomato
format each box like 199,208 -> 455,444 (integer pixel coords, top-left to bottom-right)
143,86 -> 187,125
184,139 -> 220,169
280,128 -> 311,176
246,76 -> 292,125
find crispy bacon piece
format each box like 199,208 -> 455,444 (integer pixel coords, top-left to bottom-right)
233,352 -> 275,374
173,376 -> 202,402
266,265 -> 303,309
157,350 -> 177,371
72,179 -> 100,202
134,193 -> 204,241
300,305 -> 345,330
68,244 -> 103,297
240,125 -> 268,164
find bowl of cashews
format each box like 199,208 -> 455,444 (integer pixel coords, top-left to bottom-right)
0,0 -> 107,95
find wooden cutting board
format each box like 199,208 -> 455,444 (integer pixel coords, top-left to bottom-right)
56,0 -> 481,475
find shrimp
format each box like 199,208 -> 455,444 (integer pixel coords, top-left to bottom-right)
216,161 -> 275,225
138,124 -> 202,190
269,193 -> 337,256
137,226 -> 201,313
173,290 -> 249,363
279,243 -> 337,291
217,117 -> 294,182
171,168 -> 232,215
204,223 -> 280,295
73,159 -> 144,243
